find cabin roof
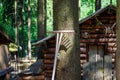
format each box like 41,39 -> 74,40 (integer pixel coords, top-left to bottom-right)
79,5 -> 116,24
0,30 -> 11,44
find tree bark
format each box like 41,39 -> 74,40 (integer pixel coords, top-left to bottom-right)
36,0 -> 46,59
53,0 -> 81,80
28,0 -> 31,59
116,0 -> 120,80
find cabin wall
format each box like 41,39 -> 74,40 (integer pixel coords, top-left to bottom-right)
0,45 -> 9,70
42,8 -> 116,79
79,10 -> 116,77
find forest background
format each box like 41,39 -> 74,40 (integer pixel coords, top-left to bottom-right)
0,0 -> 117,57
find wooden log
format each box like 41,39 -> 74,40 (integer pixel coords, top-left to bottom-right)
107,47 -> 116,52
108,43 -> 116,47
44,54 -> 55,59
89,34 -> 116,38
80,43 -> 86,47
80,48 -> 87,53
43,64 -> 53,70
80,60 -> 87,64
47,39 -> 56,44
107,50 -> 116,54
44,59 -> 54,64
46,48 -> 55,54
80,26 -> 105,30
80,54 -> 87,58
81,30 -> 105,34
99,16 -> 115,19
44,70 -> 52,75
80,38 -> 116,43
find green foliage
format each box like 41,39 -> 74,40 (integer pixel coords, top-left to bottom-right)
80,0 -> 116,19
9,43 -> 18,52
80,0 -> 95,19
46,0 -> 53,32
0,22 -> 15,40
0,0 -> 14,40
0,0 -> 117,57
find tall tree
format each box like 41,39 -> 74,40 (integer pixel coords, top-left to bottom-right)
36,0 -> 46,59
53,0 -> 81,80
116,0 -> 120,79
28,0 -> 31,59
20,0 -> 25,57
14,0 -> 19,46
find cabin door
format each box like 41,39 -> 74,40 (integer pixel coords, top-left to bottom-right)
83,45 -> 113,80
88,45 -> 104,80
88,45 -> 112,80
89,45 -> 104,63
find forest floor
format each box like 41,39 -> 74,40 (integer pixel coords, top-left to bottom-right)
9,58 -> 43,80
10,57 -> 37,73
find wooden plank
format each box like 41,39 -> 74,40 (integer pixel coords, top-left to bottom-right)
95,59 -> 104,80
113,70 -> 116,80
88,45 -> 104,80
89,46 -> 97,63
104,55 -> 112,80
82,62 -> 90,80
94,46 -> 104,80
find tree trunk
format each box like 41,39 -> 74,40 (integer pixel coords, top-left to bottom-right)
19,0 -> 25,57
53,0 -> 81,80
116,0 -> 120,80
28,0 -> 31,59
14,0 -> 19,47
95,0 -> 101,11
36,0 -> 46,60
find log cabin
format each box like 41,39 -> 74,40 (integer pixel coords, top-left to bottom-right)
79,4 -> 116,80
42,5 -> 116,80
19,4 -> 116,80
